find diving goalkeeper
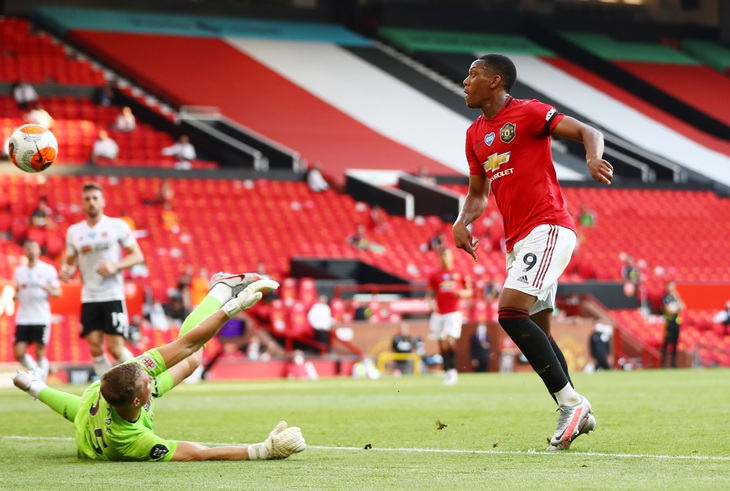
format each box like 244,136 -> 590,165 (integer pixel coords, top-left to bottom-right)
12,273 -> 306,462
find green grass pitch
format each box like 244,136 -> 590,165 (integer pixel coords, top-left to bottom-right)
1,369 -> 729,490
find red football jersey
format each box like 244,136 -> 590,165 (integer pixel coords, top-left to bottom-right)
429,268 -> 469,314
466,97 -> 575,252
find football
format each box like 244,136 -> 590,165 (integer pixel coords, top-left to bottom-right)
8,123 -> 58,173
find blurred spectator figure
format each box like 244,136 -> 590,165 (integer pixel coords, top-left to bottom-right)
92,83 -> 115,106
589,322 -> 613,371
621,255 -> 641,285
347,224 -> 385,254
111,106 -> 136,132
306,162 -> 329,192
307,295 -> 334,353
154,179 -> 175,207
391,323 -> 415,376
246,334 -> 262,361
189,267 -> 210,309
30,196 -> 53,228
577,202 -> 596,228
347,224 -> 369,250
89,130 -> 119,165
24,102 -> 54,129
161,202 -> 180,234
483,277 -> 502,301
162,135 -> 196,166
423,229 -> 445,252
369,205 -> 390,232
119,209 -> 136,232
661,281 -> 685,368
12,79 -> 38,109
286,350 -> 319,380
712,300 -> 730,336
416,165 -> 437,185
470,323 -> 491,372
176,266 -> 193,309
163,293 -> 187,326
148,301 -> 170,331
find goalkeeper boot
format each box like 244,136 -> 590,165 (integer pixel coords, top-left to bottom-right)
11,367 -> 46,398
222,279 -> 280,318
209,272 -> 263,298
549,395 -> 593,448
546,413 -> 596,451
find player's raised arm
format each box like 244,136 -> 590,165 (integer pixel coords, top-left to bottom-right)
453,172 -> 490,261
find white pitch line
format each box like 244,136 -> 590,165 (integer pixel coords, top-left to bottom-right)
3,436 -> 729,462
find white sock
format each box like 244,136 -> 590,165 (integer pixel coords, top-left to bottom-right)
39,358 -> 50,381
20,353 -> 38,370
209,283 -> 233,305
93,355 -> 113,377
554,383 -> 581,406
117,347 -> 134,363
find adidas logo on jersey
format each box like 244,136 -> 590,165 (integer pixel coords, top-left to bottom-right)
517,275 -> 529,284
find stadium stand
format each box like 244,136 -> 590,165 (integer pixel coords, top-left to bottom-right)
2,5 -> 729,372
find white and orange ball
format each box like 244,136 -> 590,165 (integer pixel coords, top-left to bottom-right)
8,124 -> 58,173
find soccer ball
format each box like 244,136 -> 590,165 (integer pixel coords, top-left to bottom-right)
8,124 -> 58,173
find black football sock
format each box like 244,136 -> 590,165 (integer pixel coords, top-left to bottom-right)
548,335 -> 573,405
549,336 -> 573,387
499,307 -> 569,394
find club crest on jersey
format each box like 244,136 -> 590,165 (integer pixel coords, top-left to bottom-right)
500,122 -> 516,143
484,132 -> 495,146
140,354 -> 157,371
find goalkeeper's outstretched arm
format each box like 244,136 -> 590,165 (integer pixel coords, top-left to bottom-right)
157,279 -> 278,370
171,421 -> 306,461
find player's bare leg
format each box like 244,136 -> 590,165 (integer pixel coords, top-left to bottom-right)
86,330 -> 113,376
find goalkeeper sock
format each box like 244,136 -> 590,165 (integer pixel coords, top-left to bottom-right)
178,296 -> 223,338
247,442 -> 270,460
38,387 -> 81,422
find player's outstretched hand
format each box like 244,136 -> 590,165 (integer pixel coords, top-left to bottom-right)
223,279 -> 279,318
266,421 -> 306,459
248,421 -> 306,460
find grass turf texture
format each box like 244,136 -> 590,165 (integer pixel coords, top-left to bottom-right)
1,369 -> 728,490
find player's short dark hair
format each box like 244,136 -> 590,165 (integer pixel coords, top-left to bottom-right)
82,182 -> 103,194
478,54 -> 517,93
100,363 -> 146,407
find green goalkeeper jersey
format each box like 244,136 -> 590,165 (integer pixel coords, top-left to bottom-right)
74,349 -> 179,461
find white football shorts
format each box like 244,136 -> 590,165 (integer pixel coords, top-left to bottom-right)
503,224 -> 576,315
429,311 -> 463,340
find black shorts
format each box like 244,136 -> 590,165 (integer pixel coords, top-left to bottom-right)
664,322 -> 680,344
15,324 -> 49,345
80,300 -> 129,339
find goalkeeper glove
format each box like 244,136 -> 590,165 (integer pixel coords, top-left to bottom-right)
248,421 -> 307,460
223,279 -> 279,319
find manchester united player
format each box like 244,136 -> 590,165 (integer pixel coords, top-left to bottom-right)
60,183 -> 145,377
453,54 -> 613,450
426,248 -> 472,386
